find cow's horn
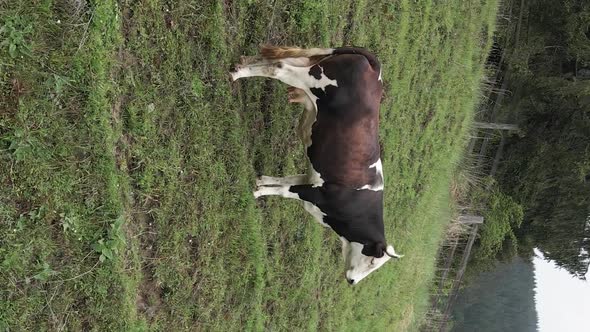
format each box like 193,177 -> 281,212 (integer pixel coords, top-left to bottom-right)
385,245 -> 403,259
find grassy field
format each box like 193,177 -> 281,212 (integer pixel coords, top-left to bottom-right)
0,0 -> 497,330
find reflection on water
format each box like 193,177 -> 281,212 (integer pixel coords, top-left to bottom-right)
451,256 -> 538,332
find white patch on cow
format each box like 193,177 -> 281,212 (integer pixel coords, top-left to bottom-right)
303,201 -> 328,227
357,159 -> 384,191
301,65 -> 337,109
309,166 -> 325,188
378,67 -> 382,82
312,66 -> 334,92
344,242 -> 393,285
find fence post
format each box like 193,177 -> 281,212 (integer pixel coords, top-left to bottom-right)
473,122 -> 519,131
439,217 -> 482,331
457,215 -> 484,225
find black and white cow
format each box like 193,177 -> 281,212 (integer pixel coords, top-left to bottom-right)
230,46 -> 402,285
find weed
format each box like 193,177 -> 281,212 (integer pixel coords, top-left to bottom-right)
46,74 -> 71,107
0,15 -> 32,58
32,262 -> 58,282
92,216 -> 125,262
5,128 -> 34,162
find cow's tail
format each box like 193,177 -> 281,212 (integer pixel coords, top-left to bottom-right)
260,46 -> 335,60
260,46 -> 380,73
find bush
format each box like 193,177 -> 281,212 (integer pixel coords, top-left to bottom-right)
472,178 -> 524,261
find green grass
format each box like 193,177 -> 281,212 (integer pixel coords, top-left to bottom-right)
0,0 -> 497,330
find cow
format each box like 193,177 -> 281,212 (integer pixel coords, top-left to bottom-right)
230,46 -> 402,285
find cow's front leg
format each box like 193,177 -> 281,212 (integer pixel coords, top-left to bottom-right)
253,183 -> 321,200
254,185 -> 329,228
256,175 -> 309,187
253,185 -> 299,199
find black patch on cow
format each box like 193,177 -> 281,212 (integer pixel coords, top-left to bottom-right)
309,87 -> 325,99
309,85 -> 339,108
311,85 -> 340,111
362,242 -> 386,258
308,65 -> 322,80
288,185 -> 386,251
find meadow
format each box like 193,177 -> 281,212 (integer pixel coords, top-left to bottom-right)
0,0 -> 497,330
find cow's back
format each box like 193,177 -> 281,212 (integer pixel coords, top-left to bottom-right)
307,54 -> 383,188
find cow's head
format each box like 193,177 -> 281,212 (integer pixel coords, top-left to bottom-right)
341,239 -> 402,285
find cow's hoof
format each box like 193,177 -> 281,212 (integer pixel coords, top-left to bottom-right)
240,55 -> 256,65
229,64 -> 242,81
255,177 -> 264,187
229,63 -> 241,72
256,176 -> 273,187
229,71 -> 238,82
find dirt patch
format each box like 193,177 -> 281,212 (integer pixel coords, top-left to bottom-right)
134,206 -> 162,321
119,162 -> 163,323
111,93 -> 131,174
397,305 -> 415,331
1,77 -> 27,118
421,108 -> 436,129
116,3 -> 163,323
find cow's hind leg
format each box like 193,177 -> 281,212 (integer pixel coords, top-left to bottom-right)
230,60 -> 337,92
256,175 -> 309,187
230,61 -> 307,89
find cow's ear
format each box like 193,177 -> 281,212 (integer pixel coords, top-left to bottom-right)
362,242 -> 386,258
